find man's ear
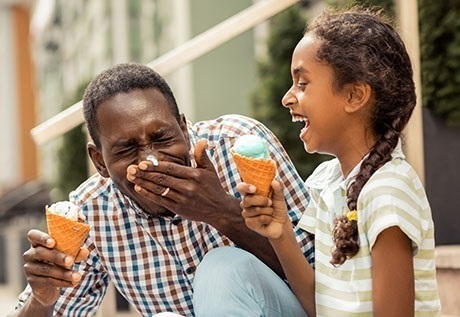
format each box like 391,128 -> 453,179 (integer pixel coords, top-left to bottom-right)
87,142 -> 109,178
344,82 -> 372,113
179,113 -> 191,151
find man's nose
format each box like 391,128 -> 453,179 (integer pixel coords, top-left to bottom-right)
139,144 -> 156,161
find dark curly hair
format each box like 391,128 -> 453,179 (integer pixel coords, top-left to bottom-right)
305,8 -> 416,265
82,63 -> 180,148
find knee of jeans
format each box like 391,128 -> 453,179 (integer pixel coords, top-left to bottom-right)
195,247 -> 258,283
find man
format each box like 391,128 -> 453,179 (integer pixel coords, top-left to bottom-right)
10,63 -> 314,316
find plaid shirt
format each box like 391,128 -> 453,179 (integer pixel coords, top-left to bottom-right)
16,114 -> 314,316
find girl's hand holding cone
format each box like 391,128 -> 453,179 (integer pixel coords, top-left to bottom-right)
231,152 -> 276,197
231,135 -> 277,197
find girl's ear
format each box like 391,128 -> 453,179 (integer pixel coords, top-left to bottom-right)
87,142 -> 109,178
344,82 -> 372,113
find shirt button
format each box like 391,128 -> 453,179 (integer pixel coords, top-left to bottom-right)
185,267 -> 195,274
172,215 -> 182,225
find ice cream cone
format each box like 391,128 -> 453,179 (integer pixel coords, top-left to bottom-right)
232,151 -> 276,197
46,210 -> 90,258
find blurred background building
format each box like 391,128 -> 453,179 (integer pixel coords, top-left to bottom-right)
33,0 -> 263,183
0,0 -> 48,312
1,0 -> 459,316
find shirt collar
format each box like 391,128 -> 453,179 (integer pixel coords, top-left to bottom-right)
307,139 -> 405,191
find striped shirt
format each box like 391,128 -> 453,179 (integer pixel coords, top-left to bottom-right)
15,114 -> 314,316
298,142 -> 441,316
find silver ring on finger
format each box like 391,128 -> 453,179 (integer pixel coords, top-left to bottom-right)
160,187 -> 170,197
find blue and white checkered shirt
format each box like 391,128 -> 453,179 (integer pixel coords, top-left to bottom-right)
16,114 -> 314,316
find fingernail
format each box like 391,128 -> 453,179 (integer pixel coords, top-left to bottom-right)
64,256 -> 73,266
127,166 -> 136,175
139,162 -> 148,170
45,238 -> 53,247
72,272 -> 82,282
127,174 -> 135,181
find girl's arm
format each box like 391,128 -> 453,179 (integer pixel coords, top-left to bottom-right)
237,180 -> 316,316
269,222 -> 316,316
371,226 -> 414,317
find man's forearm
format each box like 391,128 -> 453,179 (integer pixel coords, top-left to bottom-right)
209,195 -> 285,278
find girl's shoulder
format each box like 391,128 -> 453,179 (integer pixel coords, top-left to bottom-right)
359,156 -> 428,210
368,157 -> 423,190
367,139 -> 422,186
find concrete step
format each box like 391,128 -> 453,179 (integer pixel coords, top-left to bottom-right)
436,245 -> 460,316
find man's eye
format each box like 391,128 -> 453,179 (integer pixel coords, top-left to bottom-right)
153,136 -> 174,146
115,148 -> 136,156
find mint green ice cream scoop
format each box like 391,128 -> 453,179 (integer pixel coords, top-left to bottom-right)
232,135 -> 269,160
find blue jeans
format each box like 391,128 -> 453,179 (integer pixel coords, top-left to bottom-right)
192,246 -> 308,317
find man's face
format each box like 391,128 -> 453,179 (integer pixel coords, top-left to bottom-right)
90,87 -> 191,215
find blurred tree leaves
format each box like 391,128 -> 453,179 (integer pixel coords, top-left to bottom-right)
251,4 -> 331,180
55,83 -> 89,199
419,0 -> 460,126
326,0 -> 394,14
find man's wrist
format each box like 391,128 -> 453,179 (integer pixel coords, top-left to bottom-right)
22,294 -> 55,317
209,195 -> 242,233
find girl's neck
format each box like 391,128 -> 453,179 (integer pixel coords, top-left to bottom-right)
338,150 -> 368,179
337,134 -> 375,179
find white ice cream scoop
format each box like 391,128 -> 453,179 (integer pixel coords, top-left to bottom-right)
47,201 -> 85,222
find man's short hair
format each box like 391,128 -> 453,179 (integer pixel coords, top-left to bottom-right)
83,63 -> 180,148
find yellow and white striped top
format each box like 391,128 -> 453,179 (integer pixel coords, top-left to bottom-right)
298,144 -> 441,316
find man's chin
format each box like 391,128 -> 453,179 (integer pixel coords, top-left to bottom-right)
136,199 -> 174,217
123,188 -> 174,217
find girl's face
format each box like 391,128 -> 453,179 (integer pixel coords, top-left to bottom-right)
282,35 -> 351,157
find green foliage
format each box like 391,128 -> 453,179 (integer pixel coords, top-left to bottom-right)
326,0 -> 394,15
128,0 -> 142,61
55,83 -> 89,199
419,0 -> 460,126
251,5 -> 330,180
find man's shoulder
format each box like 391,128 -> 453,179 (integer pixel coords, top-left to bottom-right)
70,173 -> 112,206
191,114 -> 271,139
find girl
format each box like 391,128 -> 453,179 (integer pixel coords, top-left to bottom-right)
237,8 -> 441,317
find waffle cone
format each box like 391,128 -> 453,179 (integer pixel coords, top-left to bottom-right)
46,210 -> 90,258
232,151 -> 276,197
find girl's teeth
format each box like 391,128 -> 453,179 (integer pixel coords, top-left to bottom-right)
292,115 -> 308,123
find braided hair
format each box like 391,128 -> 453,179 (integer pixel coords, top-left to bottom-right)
305,8 -> 416,265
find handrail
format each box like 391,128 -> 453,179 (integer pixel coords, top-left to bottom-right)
31,0 -> 300,145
